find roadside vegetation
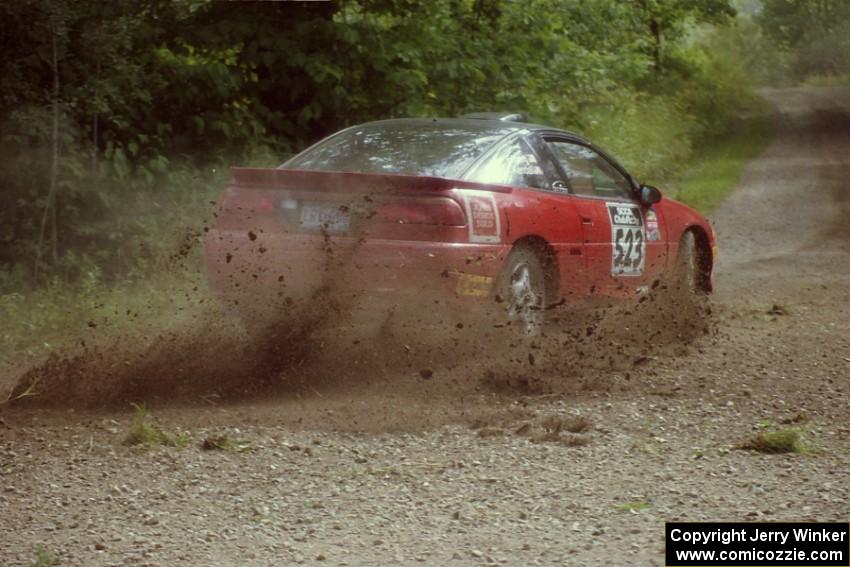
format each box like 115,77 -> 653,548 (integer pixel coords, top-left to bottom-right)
2,0 -> 848,365
123,403 -> 188,448
615,501 -> 653,513
29,546 -> 61,567
737,427 -> 813,455
200,434 -> 255,453
671,112 -> 771,213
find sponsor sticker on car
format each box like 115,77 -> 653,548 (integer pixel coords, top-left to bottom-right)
462,191 -> 501,243
645,208 -> 661,242
607,202 -> 644,276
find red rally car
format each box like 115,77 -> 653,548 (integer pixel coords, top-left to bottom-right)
205,113 -> 716,335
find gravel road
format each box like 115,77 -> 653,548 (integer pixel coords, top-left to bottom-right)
1,86 -> 849,567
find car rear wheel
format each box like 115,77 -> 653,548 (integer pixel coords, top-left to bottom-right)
498,246 -> 547,336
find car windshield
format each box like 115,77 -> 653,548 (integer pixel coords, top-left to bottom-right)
282,120 -> 513,179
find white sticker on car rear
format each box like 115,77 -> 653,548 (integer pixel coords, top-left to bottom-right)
607,202 -> 644,276
462,191 -> 501,243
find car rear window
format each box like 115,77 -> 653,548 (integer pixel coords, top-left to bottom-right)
282,120 -> 512,179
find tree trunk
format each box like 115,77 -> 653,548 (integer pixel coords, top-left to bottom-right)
650,19 -> 662,75
92,59 -> 100,178
35,19 -> 61,279
92,112 -> 98,176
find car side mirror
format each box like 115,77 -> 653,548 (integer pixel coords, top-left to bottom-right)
639,184 -> 662,206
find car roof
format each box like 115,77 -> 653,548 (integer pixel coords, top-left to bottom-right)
361,117 -> 590,144
355,118 -> 623,181
282,116 -> 618,181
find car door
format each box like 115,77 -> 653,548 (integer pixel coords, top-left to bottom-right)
539,137 -> 668,294
464,134 -> 589,299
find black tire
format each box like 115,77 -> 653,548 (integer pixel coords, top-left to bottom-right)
497,246 -> 548,336
674,231 -> 703,299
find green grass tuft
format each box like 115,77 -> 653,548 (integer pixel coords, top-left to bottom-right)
739,427 -> 809,454
124,403 -> 187,448
200,434 -> 254,453
30,546 -> 61,567
616,501 -> 652,512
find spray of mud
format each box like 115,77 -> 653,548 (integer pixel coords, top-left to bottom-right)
4,213 -> 714,434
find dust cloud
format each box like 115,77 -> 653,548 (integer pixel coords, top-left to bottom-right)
6,225 -> 713,433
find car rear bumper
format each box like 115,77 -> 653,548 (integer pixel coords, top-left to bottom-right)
204,229 -> 510,310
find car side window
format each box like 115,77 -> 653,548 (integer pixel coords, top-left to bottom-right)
546,140 -> 633,199
466,138 -> 546,189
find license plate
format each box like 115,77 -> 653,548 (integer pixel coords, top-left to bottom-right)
299,203 -> 350,233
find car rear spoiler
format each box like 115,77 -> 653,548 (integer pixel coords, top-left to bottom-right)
230,167 -> 514,194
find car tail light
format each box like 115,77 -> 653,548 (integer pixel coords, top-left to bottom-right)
220,188 -> 275,212
375,197 -> 466,226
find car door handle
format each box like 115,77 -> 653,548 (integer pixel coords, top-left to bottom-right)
580,216 -> 593,225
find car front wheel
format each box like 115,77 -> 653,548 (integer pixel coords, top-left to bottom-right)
674,230 -> 704,299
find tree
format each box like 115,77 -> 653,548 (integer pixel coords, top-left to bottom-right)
759,0 -> 850,47
759,0 -> 850,77
634,0 -> 735,73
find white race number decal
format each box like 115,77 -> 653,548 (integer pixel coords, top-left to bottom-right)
607,203 -> 644,276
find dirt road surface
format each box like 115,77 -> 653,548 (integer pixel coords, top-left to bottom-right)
1,87 -> 849,566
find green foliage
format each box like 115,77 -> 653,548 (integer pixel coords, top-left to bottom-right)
630,0 -> 736,73
30,546 -> 61,567
739,427 -> 810,454
615,501 -> 652,512
672,112 -> 770,212
200,434 -> 255,453
759,0 -> 849,48
584,93 -> 696,184
758,0 -> 850,80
